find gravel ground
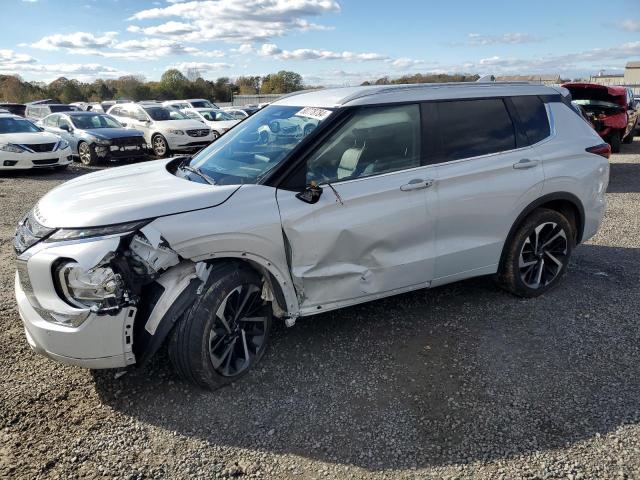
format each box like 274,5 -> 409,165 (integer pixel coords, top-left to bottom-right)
1,142 -> 639,480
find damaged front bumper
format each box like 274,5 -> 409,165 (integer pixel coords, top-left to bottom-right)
13,224 -> 200,370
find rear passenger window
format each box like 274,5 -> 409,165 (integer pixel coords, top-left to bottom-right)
436,99 -> 515,161
511,96 -> 550,145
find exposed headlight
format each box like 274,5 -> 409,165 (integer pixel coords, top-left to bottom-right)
55,139 -> 69,151
46,219 -> 151,243
13,209 -> 55,254
168,129 -> 185,135
56,259 -> 122,310
91,138 -> 111,146
1,143 -> 26,153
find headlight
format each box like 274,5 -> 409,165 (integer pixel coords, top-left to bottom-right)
168,129 -> 185,135
13,209 -> 55,254
91,138 -> 111,146
55,139 -> 69,151
56,260 -> 122,310
46,219 -> 151,243
1,143 -> 26,153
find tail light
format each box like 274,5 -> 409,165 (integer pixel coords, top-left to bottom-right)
586,143 -> 611,159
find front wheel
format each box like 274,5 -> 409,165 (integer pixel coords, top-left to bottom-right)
498,208 -> 575,298
78,141 -> 98,166
610,130 -> 622,153
152,134 -> 170,157
168,265 -> 272,390
211,130 -> 220,140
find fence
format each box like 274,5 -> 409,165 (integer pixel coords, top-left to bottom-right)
230,94 -> 283,106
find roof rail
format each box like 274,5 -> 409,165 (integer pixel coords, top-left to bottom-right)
339,81 -> 540,104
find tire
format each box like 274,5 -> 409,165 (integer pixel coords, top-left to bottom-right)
168,265 -> 272,390
211,130 -> 220,140
78,141 -> 98,166
610,130 -> 622,153
152,134 -> 170,158
498,208 -> 575,298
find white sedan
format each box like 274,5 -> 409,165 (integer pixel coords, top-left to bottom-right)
182,108 -> 240,139
0,113 -> 72,170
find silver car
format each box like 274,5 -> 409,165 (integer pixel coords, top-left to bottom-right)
14,82 -> 609,390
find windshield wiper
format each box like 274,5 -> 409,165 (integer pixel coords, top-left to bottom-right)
180,164 -> 216,185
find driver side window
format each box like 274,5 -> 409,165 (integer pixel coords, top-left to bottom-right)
305,104 -> 421,184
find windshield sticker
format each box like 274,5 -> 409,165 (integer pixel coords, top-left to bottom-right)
295,107 -> 332,121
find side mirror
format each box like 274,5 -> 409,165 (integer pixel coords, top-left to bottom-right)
295,182 -> 323,204
60,124 -> 71,132
120,122 -> 128,127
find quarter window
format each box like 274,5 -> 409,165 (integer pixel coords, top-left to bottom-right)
306,104 -> 421,184
511,96 -> 550,145
436,98 -> 516,161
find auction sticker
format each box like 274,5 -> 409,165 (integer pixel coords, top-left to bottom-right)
295,107 -> 332,121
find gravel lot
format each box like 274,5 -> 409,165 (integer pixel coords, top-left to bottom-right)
1,141 -> 639,480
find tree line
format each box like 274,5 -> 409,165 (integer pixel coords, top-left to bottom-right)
0,69 -> 305,104
0,68 -> 482,104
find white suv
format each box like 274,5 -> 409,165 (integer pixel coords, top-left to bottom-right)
14,83 -> 609,389
107,103 -> 215,157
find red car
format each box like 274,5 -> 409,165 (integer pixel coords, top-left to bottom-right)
562,83 -> 638,153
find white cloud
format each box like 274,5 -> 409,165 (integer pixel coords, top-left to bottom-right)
453,32 -> 542,46
258,43 -> 389,61
31,32 -> 118,51
0,61 -> 125,80
0,49 -> 37,65
171,61 -> 233,73
128,0 -> 340,43
620,19 -> 640,32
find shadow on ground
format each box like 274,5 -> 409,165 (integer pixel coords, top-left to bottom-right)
93,243 -> 640,471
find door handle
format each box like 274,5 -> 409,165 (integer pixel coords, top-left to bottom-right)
400,178 -> 434,191
513,158 -> 539,170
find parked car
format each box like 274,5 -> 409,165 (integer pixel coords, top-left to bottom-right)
107,103 -> 215,157
0,113 -> 72,170
85,103 -> 105,113
40,111 -> 147,166
256,114 -> 319,143
14,82 -> 609,390
181,108 -> 239,139
25,104 -> 80,122
562,82 -> 638,152
0,103 -> 26,117
221,106 -> 260,120
163,99 -> 219,110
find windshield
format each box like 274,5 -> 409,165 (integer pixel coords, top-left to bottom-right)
200,110 -> 234,122
71,114 -> 122,129
0,117 -> 40,134
191,100 -> 216,108
145,106 -> 188,121
50,105 -> 76,113
186,105 -> 332,185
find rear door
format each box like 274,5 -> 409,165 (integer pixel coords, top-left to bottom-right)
276,104 -> 437,313
427,96 -> 546,283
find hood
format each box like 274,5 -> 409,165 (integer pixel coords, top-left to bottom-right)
562,83 -> 627,106
82,128 -> 145,140
154,119 -> 207,131
0,131 -> 60,145
35,158 -> 241,228
206,120 -> 239,130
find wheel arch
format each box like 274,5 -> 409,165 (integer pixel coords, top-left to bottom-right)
498,192 -> 585,272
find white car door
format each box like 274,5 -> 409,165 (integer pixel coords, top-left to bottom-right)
275,104 -> 436,314
126,106 -> 153,145
425,97 -> 546,284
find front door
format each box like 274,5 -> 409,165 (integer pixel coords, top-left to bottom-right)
276,104 -> 436,314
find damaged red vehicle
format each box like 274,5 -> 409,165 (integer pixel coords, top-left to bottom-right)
562,83 -> 638,153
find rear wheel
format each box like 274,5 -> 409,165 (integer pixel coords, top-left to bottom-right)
498,208 -> 574,298
610,130 -> 622,153
78,141 -> 98,166
168,265 -> 272,390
